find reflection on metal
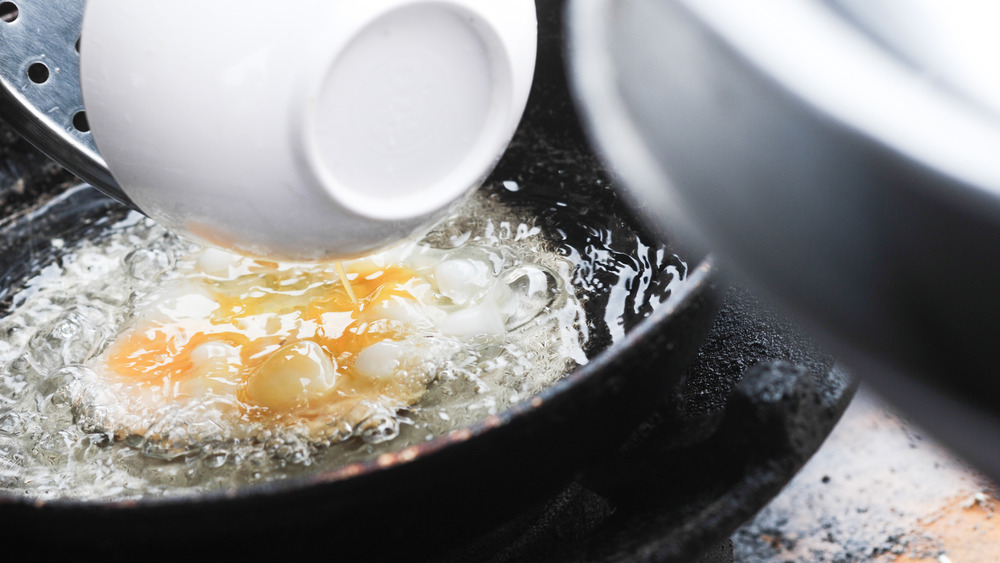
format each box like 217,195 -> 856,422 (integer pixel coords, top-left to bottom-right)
0,0 -> 131,206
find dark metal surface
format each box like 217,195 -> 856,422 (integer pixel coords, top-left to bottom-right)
0,117 -> 76,215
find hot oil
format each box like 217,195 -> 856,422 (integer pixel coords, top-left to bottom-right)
0,181 -> 689,501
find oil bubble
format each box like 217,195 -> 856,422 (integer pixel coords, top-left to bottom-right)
501,264 -> 563,330
202,450 -> 229,469
27,309 -> 104,374
0,412 -> 25,435
358,410 -> 401,444
8,355 -> 34,376
0,376 -> 28,401
124,247 -> 172,281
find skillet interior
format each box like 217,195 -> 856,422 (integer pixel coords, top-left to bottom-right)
0,3 -> 860,560
0,1 -> 722,557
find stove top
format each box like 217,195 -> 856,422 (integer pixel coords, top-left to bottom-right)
428,282 -> 856,562
736,386 -> 1000,562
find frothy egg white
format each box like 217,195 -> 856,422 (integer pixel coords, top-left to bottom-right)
80,241 -> 567,454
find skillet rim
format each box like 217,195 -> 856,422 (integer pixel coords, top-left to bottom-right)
0,183 -> 716,514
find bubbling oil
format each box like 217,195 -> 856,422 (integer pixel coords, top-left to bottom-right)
0,183 -> 688,501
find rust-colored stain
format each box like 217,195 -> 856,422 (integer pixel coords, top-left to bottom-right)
891,492 -> 1000,562
735,388 -> 1000,562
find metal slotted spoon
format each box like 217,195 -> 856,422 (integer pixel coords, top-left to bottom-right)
0,0 -> 131,206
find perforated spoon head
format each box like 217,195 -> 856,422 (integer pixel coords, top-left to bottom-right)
0,0 -> 131,207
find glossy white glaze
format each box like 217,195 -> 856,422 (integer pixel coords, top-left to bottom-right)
80,0 -> 537,260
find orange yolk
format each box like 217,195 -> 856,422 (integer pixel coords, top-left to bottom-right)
102,261 -> 430,421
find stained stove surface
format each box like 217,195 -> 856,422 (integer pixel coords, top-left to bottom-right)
427,282 -> 855,562
736,388 -> 1000,562
437,286 -> 1000,563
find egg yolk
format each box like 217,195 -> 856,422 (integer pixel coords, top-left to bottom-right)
100,258 -> 432,424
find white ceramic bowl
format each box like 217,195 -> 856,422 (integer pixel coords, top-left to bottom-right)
80,0 -> 536,260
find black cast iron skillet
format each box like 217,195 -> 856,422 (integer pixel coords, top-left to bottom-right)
0,3 -> 858,560
0,3 -> 724,558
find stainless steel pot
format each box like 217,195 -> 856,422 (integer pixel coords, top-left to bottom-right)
568,0 -> 1000,478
